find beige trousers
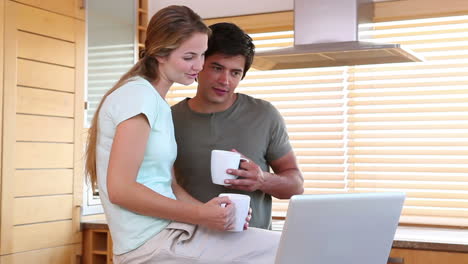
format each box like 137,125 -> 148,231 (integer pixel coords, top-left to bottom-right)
113,222 -> 280,264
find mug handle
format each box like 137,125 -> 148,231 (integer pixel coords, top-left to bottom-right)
238,157 -> 249,170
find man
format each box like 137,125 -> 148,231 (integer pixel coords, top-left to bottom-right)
172,22 -> 304,229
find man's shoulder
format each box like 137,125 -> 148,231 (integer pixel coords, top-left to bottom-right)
171,98 -> 189,112
238,93 -> 274,110
238,94 -> 280,119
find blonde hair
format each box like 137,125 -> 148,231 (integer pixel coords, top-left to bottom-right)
85,5 -> 210,191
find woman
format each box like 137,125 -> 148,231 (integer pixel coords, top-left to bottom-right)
85,5 -> 280,264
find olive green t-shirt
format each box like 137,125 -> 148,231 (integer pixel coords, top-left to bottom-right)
171,94 -> 292,229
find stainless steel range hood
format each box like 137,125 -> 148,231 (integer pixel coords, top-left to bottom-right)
252,0 -> 423,70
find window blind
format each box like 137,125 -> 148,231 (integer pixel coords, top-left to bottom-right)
166,31 -> 349,219
87,44 -> 135,125
167,14 -> 468,227
349,15 -> 468,227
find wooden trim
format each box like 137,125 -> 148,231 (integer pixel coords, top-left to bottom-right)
390,248 -> 468,263
204,11 -> 293,33
0,0 -> 4,256
72,18 -> 85,244
1,0 -> 17,255
0,0 -> 4,242
74,0 -> 85,21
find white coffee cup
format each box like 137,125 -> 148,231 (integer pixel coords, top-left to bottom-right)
211,150 -> 247,186
219,193 -> 251,232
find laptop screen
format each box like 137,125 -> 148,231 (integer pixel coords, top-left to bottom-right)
275,192 -> 405,264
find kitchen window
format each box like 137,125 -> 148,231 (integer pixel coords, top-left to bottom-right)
167,14 -> 468,227
83,0 -> 137,215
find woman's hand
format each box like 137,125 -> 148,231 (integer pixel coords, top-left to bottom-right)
196,196 -> 236,231
244,207 -> 252,230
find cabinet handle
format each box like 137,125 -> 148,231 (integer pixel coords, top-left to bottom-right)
80,0 -> 86,10
388,257 -> 404,263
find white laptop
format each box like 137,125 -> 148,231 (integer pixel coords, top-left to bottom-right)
274,192 -> 405,264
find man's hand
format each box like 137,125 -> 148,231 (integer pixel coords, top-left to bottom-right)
224,150 -> 265,192
224,149 -> 304,199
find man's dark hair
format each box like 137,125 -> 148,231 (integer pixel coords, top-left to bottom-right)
206,23 -> 255,79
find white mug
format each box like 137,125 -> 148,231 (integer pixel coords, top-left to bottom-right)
211,150 -> 247,186
219,193 -> 251,232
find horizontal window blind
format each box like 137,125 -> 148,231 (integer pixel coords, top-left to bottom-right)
87,44 -> 135,125
166,32 -> 349,218
165,15 -> 468,227
349,15 -> 468,227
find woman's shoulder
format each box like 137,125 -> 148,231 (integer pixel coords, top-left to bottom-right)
100,77 -> 161,127
117,77 -> 158,98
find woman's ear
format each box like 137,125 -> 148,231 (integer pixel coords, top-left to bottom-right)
155,56 -> 167,64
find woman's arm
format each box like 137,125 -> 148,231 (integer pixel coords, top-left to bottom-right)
106,114 -> 234,230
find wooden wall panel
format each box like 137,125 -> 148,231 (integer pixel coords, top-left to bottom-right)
1,245 -> 75,264
11,0 -> 85,20
16,114 -> 74,142
17,59 -> 75,92
17,31 -> 75,67
14,0 -> 79,18
14,1 -> 75,41
205,1 -> 468,34
14,169 -> 73,196
13,195 -> 73,225
11,220 -> 75,252
17,87 -> 74,117
205,11 -> 294,33
15,142 -> 74,169
375,0 -> 468,22
13,195 -> 72,225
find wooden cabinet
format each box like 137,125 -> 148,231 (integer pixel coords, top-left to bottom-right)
137,0 -> 148,52
0,0 -> 84,263
390,248 -> 468,264
82,223 -> 468,264
83,228 -> 114,264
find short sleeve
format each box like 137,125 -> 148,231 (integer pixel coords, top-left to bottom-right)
109,81 -> 159,128
266,102 -> 292,162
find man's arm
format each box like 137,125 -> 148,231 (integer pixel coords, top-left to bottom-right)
225,150 -> 304,199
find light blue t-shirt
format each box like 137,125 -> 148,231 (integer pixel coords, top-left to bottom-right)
96,77 -> 177,255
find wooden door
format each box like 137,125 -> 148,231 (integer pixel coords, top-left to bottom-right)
0,0 -> 84,263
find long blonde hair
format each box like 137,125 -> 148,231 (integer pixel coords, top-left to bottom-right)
85,5 -> 210,191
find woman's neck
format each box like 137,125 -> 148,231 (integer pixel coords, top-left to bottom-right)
151,78 -> 173,99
